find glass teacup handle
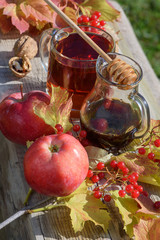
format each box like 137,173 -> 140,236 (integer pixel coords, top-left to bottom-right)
39,28 -> 58,72
132,93 -> 150,138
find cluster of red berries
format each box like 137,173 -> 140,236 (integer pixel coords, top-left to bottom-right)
55,123 -> 90,147
138,137 -> 160,163
77,11 -> 106,30
87,160 -> 146,202
72,124 -> 90,147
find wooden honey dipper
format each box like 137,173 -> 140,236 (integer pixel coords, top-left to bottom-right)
43,0 -> 138,85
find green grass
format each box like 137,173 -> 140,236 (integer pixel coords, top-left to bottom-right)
116,0 -> 160,79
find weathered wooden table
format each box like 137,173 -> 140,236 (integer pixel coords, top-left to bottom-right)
0,1 -> 160,240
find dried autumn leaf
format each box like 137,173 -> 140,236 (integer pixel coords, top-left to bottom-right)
20,0 -> 54,29
33,86 -> 73,132
0,10 -> 13,33
80,0 -> 120,22
0,0 -> 120,34
0,0 -> 54,33
136,195 -> 160,218
55,6 -> 77,27
85,146 -> 112,168
134,218 -> 160,240
3,3 -> 30,34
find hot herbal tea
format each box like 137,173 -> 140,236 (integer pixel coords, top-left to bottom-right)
47,30 -> 114,114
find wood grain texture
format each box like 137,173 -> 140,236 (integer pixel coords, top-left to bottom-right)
0,1 -> 160,240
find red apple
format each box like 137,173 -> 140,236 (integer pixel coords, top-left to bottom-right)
0,90 -> 55,145
23,134 -> 89,196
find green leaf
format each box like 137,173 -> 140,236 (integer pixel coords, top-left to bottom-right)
111,190 -> 139,237
57,180 -> 110,233
80,0 -> 120,21
112,151 -> 160,187
33,86 -> 73,132
111,190 -> 160,238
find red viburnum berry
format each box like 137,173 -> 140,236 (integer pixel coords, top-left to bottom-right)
142,190 -> 149,197
55,124 -> 63,132
154,139 -> 160,147
100,20 -> 106,26
91,175 -> 99,183
97,162 -> 105,170
90,14 -> 98,21
117,161 -> 126,170
77,16 -> 83,24
81,138 -> 90,147
110,160 -> 117,168
94,190 -> 102,199
148,152 -> 155,160
93,11 -> 101,18
79,130 -> 87,138
131,181 -> 138,188
125,184 -> 134,193
104,194 -> 111,202
122,167 -> 129,176
131,190 -> 140,198
90,20 -> 99,27
136,185 -> 143,192
132,172 -> 139,181
87,169 -> 93,178
81,15 -> 90,23
73,124 -> 80,132
98,172 -> 105,180
118,190 -> 126,197
128,174 -> 136,183
138,147 -> 146,155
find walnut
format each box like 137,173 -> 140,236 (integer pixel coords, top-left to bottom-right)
9,55 -> 31,78
13,35 -> 38,59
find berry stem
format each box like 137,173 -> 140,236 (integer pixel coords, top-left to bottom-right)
24,188 -> 33,206
27,203 -> 65,213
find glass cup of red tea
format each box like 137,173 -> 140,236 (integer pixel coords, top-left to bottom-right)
39,26 -> 116,117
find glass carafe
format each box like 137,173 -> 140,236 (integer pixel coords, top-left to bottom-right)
80,53 -> 150,153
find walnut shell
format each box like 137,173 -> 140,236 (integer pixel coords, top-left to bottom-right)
9,55 -> 31,78
13,35 -> 38,59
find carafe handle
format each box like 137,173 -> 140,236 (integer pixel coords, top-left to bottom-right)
39,28 -> 58,72
133,92 -> 150,138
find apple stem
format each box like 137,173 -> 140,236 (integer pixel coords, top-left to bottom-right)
27,203 -> 65,213
20,84 -> 24,100
49,144 -> 59,153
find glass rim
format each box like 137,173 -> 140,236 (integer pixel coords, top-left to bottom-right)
51,25 -> 116,63
96,53 -> 143,87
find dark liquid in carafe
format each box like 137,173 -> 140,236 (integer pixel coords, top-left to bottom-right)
47,32 -> 114,112
80,99 -> 141,151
